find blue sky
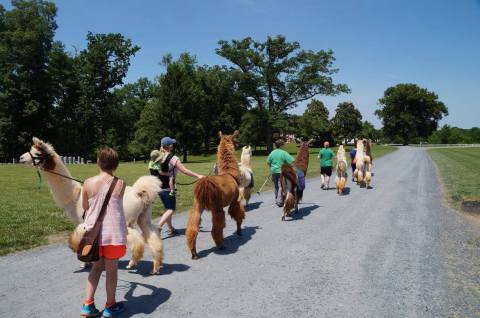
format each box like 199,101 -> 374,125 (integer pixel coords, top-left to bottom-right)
2,0 -> 479,128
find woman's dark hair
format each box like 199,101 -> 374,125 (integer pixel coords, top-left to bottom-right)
97,147 -> 119,171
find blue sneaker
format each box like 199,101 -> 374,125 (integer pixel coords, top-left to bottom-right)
102,302 -> 125,317
81,303 -> 101,317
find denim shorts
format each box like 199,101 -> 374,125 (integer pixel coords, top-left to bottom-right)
159,190 -> 176,210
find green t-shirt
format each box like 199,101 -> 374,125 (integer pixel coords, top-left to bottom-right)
267,149 -> 294,174
319,148 -> 334,167
148,161 -> 160,170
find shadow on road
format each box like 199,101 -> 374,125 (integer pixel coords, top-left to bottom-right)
284,204 -> 320,221
246,201 -> 263,212
118,280 -> 171,317
197,225 -> 260,258
119,261 -> 190,277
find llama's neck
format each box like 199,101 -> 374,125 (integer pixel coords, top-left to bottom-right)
217,143 -> 239,176
295,147 -> 309,173
43,155 -> 82,209
240,155 -> 251,168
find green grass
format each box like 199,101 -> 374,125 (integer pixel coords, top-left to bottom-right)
428,147 -> 480,210
0,144 -> 395,255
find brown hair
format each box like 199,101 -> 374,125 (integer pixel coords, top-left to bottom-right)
97,147 -> 119,171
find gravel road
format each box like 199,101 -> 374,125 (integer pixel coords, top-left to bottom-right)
1,147 -> 479,318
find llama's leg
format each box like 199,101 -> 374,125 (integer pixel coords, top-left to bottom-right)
126,227 -> 145,269
186,201 -> 202,260
137,211 -> 164,274
228,200 -> 245,236
238,187 -> 245,203
211,209 -> 226,248
244,187 -> 251,206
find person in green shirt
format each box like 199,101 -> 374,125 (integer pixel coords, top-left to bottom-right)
317,141 -> 335,190
267,139 -> 294,206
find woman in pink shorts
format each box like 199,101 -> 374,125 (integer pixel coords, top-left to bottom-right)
80,147 -> 127,318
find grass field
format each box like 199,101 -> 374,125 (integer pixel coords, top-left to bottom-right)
0,144 -> 396,255
428,147 -> 480,210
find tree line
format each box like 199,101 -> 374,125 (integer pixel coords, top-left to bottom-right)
2,0 -> 474,163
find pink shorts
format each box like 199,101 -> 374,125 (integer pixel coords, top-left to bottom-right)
99,245 -> 126,260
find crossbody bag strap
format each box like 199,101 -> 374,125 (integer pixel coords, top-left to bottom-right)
89,176 -> 118,238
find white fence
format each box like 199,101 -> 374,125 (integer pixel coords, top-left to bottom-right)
5,155 -> 86,164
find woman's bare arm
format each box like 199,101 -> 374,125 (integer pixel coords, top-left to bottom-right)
175,160 -> 204,179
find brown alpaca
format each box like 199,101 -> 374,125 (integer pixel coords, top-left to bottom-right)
293,139 -> 313,201
280,164 -> 298,221
186,131 -> 245,259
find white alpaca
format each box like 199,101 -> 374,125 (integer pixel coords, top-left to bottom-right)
354,139 -> 366,186
363,140 -> 373,188
239,146 -> 254,205
335,145 -> 348,195
20,137 -> 164,274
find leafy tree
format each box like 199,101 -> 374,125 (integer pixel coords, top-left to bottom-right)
238,108 -> 270,152
74,32 -> 140,158
299,99 -> 332,145
428,125 -> 480,144
216,35 -> 349,151
156,53 -> 204,162
129,101 -> 165,159
331,102 -> 363,143
0,0 -> 58,160
109,77 -> 158,158
196,65 -> 247,153
360,120 -> 380,142
375,83 -> 448,145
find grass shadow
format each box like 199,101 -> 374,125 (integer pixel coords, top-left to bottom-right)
197,226 -> 260,258
118,280 -> 171,317
119,261 -> 190,277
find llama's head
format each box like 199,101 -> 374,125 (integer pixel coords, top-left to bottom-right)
19,137 -> 57,170
356,139 -> 364,152
218,130 -> 240,153
241,146 -> 252,158
299,139 -> 314,150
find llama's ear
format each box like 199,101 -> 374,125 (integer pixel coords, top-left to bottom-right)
233,130 -> 240,138
218,131 -> 223,139
308,139 -> 314,146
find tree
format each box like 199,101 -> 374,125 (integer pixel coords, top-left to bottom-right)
375,83 -> 448,145
360,121 -> 380,142
157,53 -> 204,162
129,101 -> 165,159
196,65 -> 247,153
216,35 -> 349,151
331,102 -> 363,143
110,77 -> 158,159
74,32 -> 140,158
0,0 -> 58,160
238,108 -> 271,152
299,99 -> 332,145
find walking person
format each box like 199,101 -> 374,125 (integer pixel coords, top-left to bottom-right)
267,139 -> 294,207
80,147 -> 127,317
350,143 -> 357,182
157,137 -> 204,235
318,141 -> 334,190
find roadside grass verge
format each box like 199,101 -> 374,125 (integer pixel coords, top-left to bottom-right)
428,147 -> 480,211
0,144 -> 395,255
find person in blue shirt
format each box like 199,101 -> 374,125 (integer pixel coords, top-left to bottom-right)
350,144 -> 357,182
